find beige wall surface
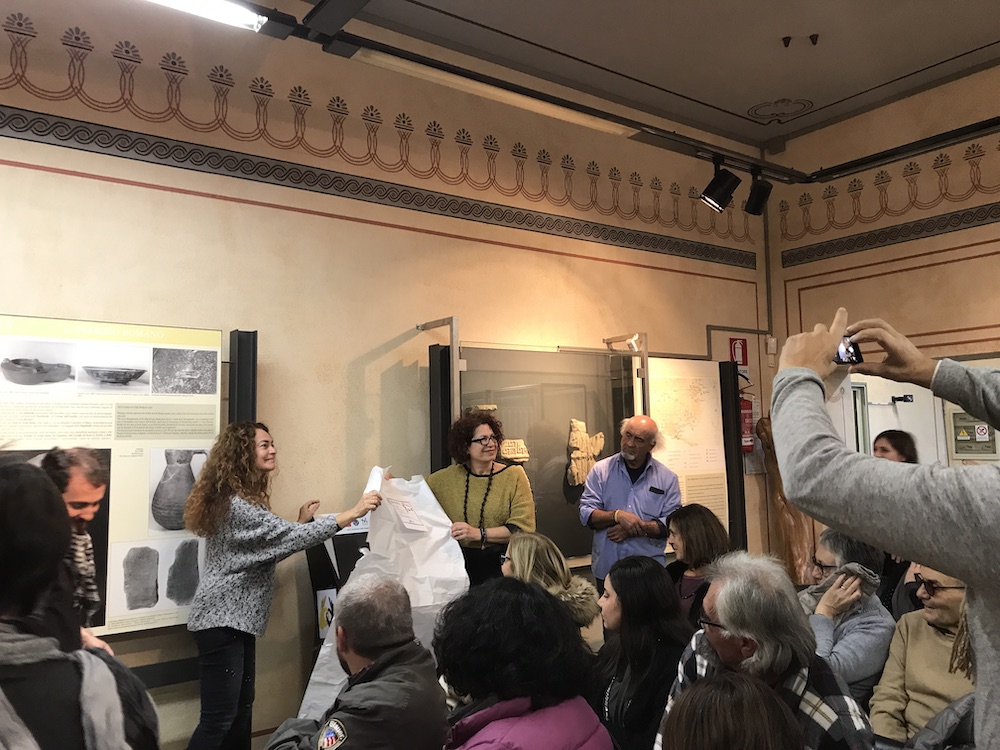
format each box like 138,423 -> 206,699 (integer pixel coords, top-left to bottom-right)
0,2 -> 771,745
770,54 -> 1000,355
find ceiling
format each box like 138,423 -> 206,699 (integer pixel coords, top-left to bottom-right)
303,0 -> 1000,150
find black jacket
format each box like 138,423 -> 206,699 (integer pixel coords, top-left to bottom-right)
266,639 -> 448,750
588,634 -> 687,750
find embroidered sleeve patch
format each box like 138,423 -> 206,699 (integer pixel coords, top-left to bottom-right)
317,718 -> 348,749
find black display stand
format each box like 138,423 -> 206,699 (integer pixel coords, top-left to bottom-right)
304,533 -> 370,659
718,361 -> 748,550
228,329 -> 258,423
428,344 -> 452,473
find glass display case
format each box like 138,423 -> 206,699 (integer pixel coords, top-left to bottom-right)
461,347 -> 634,558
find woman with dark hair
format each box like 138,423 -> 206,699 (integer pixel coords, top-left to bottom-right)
184,421 -> 380,750
434,577 -> 612,750
665,504 -> 731,626
588,556 -> 694,750
0,463 -> 159,748
870,429 -> 922,617
872,429 -> 919,464
658,672 -> 804,750
427,410 -> 535,585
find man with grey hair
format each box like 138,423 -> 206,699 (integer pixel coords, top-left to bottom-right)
654,551 -> 873,750
579,414 -> 680,594
266,574 -> 447,750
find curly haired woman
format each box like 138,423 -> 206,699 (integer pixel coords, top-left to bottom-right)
184,421 -> 380,750
427,410 -> 535,585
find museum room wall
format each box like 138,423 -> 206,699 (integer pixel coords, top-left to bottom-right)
0,1 -> 772,744
769,64 -> 1000,368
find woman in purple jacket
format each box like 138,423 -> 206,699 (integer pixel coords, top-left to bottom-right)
434,577 -> 612,750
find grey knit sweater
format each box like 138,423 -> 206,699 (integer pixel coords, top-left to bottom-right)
772,359 -> 1000,749
187,497 -> 340,637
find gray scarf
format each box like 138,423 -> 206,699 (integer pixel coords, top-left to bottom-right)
0,623 -> 129,750
797,562 -> 881,626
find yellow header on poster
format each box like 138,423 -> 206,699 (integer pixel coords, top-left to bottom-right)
0,314 -> 221,348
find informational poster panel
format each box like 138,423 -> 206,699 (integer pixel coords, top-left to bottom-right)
646,358 -> 729,532
0,314 -> 222,634
946,405 -> 999,460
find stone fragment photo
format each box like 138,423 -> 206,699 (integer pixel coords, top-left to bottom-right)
107,537 -> 205,618
151,348 -> 218,395
167,538 -> 201,606
123,546 -> 159,610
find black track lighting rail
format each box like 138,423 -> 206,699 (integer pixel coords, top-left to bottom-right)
247,2 -> 1000,187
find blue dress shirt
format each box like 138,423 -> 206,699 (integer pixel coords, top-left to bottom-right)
578,452 -> 681,580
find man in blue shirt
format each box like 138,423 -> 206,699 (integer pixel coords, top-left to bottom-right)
579,415 -> 681,593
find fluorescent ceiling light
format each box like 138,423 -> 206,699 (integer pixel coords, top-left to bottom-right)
141,0 -> 267,32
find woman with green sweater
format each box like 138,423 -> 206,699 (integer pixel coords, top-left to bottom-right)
427,410 -> 535,585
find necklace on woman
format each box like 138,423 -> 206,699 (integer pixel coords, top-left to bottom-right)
678,572 -> 704,599
463,462 -> 495,526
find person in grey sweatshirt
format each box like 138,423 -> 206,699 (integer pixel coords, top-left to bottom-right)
798,528 -> 895,709
771,309 -> 1000,749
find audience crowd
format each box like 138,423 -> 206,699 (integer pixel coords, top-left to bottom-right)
2,311 -> 994,750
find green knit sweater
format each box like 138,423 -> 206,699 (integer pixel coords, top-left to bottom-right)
426,464 -> 535,545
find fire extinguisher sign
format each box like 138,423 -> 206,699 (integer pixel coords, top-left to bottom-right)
729,337 -> 748,365
729,337 -> 750,380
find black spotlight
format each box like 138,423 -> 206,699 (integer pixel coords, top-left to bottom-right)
744,171 -> 773,216
700,159 -> 741,212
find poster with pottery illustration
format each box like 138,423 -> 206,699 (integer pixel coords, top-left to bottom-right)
0,313 -> 222,634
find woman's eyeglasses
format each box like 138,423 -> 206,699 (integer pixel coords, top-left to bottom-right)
812,556 -> 837,574
914,573 -> 966,598
470,435 -> 499,446
499,553 -> 508,564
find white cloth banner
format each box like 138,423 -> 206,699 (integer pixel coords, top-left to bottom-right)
297,466 -> 468,718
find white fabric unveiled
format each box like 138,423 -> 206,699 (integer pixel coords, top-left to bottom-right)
297,466 -> 469,718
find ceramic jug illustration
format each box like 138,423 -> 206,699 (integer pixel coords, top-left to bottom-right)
151,449 -> 206,530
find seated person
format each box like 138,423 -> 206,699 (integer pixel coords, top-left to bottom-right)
588,556 -> 693,750
799,529 -> 896,707
434,577 -> 612,750
0,463 -> 158,749
870,565 -> 974,744
654,551 -> 873,750
267,575 -> 448,750
665,503 -> 731,627
501,531 -> 602,651
659,671 -> 805,750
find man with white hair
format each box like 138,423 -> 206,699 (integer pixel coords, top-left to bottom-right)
654,552 -> 873,750
579,415 -> 680,594
266,575 -> 448,750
